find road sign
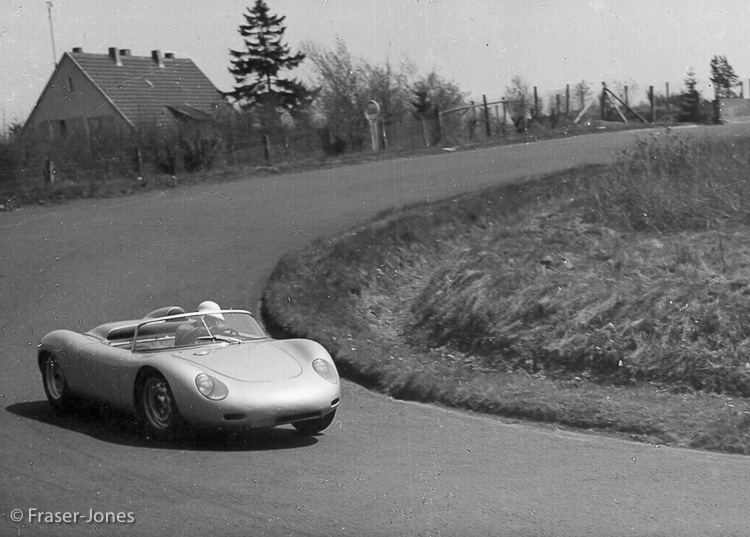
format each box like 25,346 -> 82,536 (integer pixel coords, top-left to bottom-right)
365,100 -> 382,151
364,100 -> 381,121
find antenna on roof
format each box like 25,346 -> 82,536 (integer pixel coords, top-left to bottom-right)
47,1 -> 58,67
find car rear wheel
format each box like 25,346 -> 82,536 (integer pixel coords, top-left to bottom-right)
138,372 -> 183,441
41,353 -> 74,411
293,410 -> 336,436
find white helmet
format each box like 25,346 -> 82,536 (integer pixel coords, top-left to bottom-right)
198,300 -> 224,320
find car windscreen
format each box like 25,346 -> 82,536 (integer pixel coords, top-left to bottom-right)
132,311 -> 267,351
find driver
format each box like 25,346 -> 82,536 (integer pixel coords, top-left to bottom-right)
174,301 -> 229,346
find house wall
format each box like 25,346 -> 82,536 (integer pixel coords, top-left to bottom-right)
24,55 -> 129,142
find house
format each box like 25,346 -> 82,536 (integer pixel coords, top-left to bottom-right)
23,47 -> 225,142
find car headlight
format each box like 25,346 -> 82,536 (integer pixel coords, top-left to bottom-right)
195,373 -> 229,400
312,358 -> 339,384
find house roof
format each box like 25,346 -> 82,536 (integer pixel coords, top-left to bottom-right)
67,48 -> 224,126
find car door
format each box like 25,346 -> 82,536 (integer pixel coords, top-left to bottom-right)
76,341 -> 132,407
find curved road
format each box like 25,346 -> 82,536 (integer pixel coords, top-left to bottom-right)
2,127 -> 749,536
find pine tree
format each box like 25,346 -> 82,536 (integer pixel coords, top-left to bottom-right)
227,1 -> 313,115
679,69 -> 701,123
709,55 -> 739,98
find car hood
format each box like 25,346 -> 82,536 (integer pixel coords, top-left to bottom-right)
174,340 -> 303,382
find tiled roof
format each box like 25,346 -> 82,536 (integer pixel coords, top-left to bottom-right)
68,50 -> 224,126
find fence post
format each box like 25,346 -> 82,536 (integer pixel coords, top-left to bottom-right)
435,106 -> 442,143
600,82 -> 607,121
666,82 -> 670,115
624,86 -> 629,107
263,134 -> 272,166
483,95 -> 491,137
649,86 -> 655,123
533,87 -> 539,119
565,85 -> 570,116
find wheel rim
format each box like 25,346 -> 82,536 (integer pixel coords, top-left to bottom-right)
142,378 -> 173,430
45,357 -> 65,400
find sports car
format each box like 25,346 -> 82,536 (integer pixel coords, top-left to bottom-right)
37,302 -> 340,440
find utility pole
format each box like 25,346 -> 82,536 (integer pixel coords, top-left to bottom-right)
47,2 -> 58,67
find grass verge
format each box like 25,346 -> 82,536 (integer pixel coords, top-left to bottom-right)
262,131 -> 750,454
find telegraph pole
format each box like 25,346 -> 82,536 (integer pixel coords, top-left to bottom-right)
47,2 -> 58,67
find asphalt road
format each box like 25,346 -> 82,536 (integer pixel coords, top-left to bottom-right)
2,126 -> 750,536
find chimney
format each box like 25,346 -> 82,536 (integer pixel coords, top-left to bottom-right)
151,49 -> 165,68
109,47 -> 122,66
72,47 -> 83,53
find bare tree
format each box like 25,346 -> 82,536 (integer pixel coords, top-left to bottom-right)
305,40 -> 463,150
573,79 -> 591,110
303,40 -> 369,149
503,76 -> 532,132
361,59 -> 415,123
611,79 -> 638,105
411,71 -> 466,118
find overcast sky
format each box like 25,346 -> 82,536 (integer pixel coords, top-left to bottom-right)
2,0 -> 749,126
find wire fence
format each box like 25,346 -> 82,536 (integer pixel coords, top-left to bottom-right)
2,79 -> 748,207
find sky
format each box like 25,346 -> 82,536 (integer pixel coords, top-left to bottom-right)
1,0 -> 749,127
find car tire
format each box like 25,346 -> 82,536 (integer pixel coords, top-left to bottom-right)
137,371 -> 183,441
41,353 -> 74,412
293,410 -> 336,436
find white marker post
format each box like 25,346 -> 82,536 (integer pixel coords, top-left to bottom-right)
364,100 -> 381,151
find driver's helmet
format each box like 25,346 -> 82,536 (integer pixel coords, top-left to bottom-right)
198,300 -> 224,320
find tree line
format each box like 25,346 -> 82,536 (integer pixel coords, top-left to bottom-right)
228,1 -> 740,143
226,0 -> 465,153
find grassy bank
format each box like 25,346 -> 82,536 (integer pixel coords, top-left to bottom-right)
262,131 -> 750,454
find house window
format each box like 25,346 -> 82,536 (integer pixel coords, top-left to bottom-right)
41,121 -> 54,141
68,77 -> 75,92
42,120 -> 68,141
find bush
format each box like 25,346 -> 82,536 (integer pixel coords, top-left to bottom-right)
180,132 -> 223,172
0,139 -> 22,187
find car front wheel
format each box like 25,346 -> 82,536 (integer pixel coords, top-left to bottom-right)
293,410 -> 336,436
41,353 -> 74,411
138,372 -> 183,441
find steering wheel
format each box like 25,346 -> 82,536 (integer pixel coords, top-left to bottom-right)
221,328 -> 241,337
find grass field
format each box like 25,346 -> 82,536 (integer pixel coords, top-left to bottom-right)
262,129 -> 750,454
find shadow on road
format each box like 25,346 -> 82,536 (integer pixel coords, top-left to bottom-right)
5,400 -> 319,451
